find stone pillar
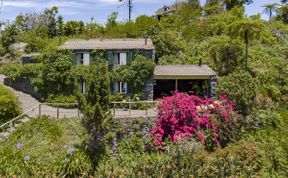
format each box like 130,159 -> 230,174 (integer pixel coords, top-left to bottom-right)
210,75 -> 217,98
143,76 -> 154,100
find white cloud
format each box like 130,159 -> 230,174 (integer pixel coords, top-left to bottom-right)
2,0 -> 85,8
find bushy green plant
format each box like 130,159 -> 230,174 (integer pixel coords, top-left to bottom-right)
0,116 -> 90,177
0,63 -> 43,81
45,94 -> 77,108
217,70 -> 256,115
248,109 -> 283,129
118,136 -> 145,155
52,148 -> 93,177
0,84 -> 21,125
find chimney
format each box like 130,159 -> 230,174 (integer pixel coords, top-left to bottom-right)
144,35 -> 148,45
198,58 -> 202,66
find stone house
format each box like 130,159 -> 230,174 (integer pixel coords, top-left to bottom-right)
59,38 -> 155,95
59,38 -> 217,100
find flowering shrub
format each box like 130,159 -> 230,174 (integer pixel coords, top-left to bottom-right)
152,92 -> 238,150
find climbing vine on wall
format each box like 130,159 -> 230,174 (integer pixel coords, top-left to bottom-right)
112,55 -> 156,94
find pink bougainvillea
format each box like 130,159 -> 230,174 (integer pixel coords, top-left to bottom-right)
152,92 -> 238,149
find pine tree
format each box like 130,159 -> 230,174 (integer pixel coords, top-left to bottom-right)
78,59 -> 111,164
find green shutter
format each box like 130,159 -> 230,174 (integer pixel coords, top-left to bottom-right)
71,53 -> 77,65
127,82 -> 133,94
110,81 -> 115,93
89,52 -> 93,64
127,51 -> 133,65
107,51 -> 114,65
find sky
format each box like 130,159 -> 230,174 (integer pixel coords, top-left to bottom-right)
0,0 -> 282,24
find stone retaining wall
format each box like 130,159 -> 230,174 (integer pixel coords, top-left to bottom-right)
3,78 -> 41,100
108,116 -> 156,154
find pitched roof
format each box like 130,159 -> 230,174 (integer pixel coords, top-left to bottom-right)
59,38 -> 154,50
155,5 -> 176,16
154,65 -> 216,79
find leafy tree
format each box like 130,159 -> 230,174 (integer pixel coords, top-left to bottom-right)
36,50 -> 73,97
217,70 -> 256,115
0,24 -> 19,51
188,0 -> 201,9
228,18 -> 264,70
44,6 -> 59,38
262,3 -> 279,21
106,12 -> 118,28
224,0 -> 253,10
77,59 -> 111,165
277,4 -> 288,24
63,21 -> 85,36
135,15 -> 158,36
281,0 -> 288,5
204,35 -> 244,76
57,15 -> 64,35
203,3 -> 224,15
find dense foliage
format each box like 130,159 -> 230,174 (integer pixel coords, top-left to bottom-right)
0,85 -> 21,125
0,0 -> 288,177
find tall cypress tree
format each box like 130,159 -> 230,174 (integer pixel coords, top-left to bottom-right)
78,59 -> 111,164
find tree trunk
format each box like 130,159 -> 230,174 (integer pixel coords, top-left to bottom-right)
270,9 -> 272,21
245,30 -> 249,70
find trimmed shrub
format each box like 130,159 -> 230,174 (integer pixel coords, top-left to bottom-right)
0,84 -> 21,125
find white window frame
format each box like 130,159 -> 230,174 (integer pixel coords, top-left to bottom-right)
114,81 -> 127,94
114,52 -> 127,66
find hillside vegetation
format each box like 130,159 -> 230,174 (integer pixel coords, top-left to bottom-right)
0,0 -> 287,177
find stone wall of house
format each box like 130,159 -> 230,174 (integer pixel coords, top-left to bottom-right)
137,49 -> 155,59
143,76 -> 154,100
3,78 -> 41,100
210,75 -> 217,98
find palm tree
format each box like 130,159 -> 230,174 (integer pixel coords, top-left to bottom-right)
228,19 -> 264,70
119,0 -> 133,22
262,3 -> 279,21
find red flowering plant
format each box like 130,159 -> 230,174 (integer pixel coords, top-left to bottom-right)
152,92 -> 239,150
